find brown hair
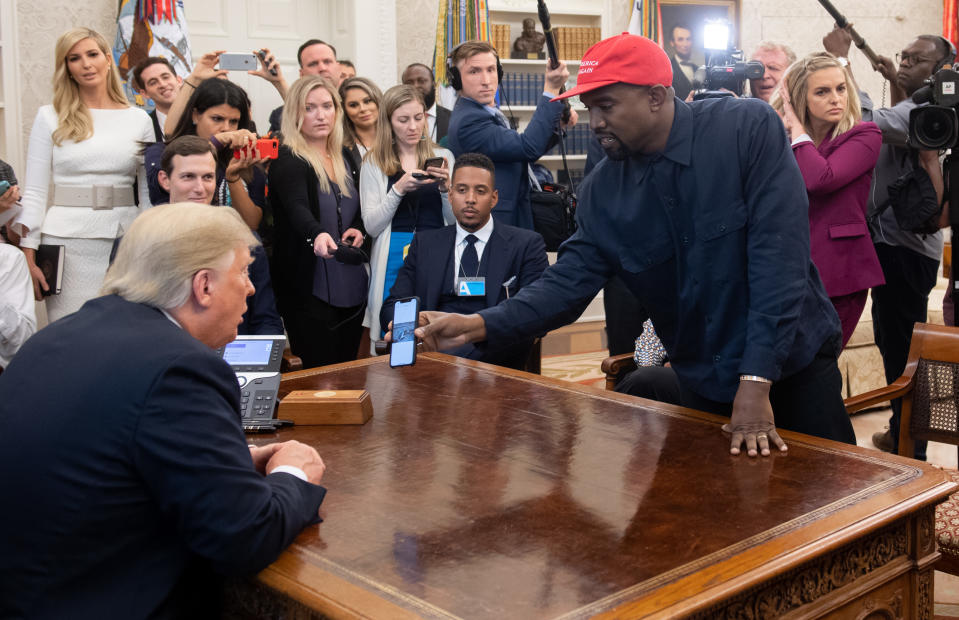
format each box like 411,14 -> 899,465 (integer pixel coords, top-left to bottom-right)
160,135 -> 217,175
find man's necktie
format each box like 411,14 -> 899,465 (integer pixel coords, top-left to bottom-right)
461,234 -> 479,276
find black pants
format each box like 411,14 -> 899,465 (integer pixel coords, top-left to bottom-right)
603,276 -> 648,356
677,336 -> 856,445
279,294 -> 364,370
871,243 -> 940,460
616,365 -> 682,406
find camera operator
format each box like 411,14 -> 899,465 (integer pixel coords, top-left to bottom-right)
749,42 -> 796,102
824,26 -> 953,459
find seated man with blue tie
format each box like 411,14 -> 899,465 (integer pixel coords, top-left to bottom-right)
382,152 -> 548,370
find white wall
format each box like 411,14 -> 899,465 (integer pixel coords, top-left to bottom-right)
9,0 -> 945,169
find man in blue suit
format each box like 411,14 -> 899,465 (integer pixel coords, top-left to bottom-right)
382,153 -> 548,370
0,204 -> 326,619
447,41 -> 569,230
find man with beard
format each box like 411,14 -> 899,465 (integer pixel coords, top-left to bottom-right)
405,33 -> 854,458
824,28 -> 953,458
402,62 -> 451,142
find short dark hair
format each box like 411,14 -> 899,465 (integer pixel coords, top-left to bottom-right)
670,23 -> 692,39
132,57 -> 176,90
452,152 -> 495,185
403,62 -> 434,81
160,135 -> 217,176
339,59 -> 355,69
297,39 -> 337,67
918,35 -> 954,68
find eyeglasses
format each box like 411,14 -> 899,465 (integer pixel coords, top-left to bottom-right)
896,52 -> 937,66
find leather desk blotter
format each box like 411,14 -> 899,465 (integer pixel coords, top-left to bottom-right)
277,389 -> 372,425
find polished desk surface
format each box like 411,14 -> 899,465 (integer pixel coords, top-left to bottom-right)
248,354 -> 956,619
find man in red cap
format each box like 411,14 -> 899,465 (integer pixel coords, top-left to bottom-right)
405,33 -> 853,458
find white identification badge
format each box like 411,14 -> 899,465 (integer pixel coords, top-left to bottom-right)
456,277 -> 486,296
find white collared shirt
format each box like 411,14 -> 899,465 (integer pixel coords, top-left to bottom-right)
426,102 -> 438,141
452,217 -> 494,283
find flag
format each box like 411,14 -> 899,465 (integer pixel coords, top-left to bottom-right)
627,0 -> 662,44
945,0 -> 958,62
113,0 -> 193,108
433,0 -> 492,88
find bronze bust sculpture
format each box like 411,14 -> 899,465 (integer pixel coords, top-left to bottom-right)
512,18 -> 546,59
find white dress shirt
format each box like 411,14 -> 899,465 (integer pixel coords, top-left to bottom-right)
452,217 -> 494,284
0,244 -> 37,368
426,103 -> 438,141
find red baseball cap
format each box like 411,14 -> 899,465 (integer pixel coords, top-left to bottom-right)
552,32 -> 673,101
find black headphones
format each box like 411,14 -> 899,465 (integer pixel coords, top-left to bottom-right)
935,36 -> 957,72
446,42 -> 504,91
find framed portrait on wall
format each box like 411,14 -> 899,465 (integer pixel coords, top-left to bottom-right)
660,0 -> 740,67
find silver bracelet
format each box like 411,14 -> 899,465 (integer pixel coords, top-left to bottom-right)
739,374 -> 772,384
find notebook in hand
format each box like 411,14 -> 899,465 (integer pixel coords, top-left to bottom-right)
36,243 -> 64,296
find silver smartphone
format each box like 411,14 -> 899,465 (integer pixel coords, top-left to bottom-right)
219,53 -> 258,71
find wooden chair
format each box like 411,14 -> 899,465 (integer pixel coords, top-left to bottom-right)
280,350 -> 302,373
601,352 -> 635,391
845,322 -> 959,574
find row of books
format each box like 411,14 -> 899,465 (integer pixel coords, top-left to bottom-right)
552,27 -> 602,62
547,124 -> 595,157
500,72 -> 551,106
490,24 -> 512,60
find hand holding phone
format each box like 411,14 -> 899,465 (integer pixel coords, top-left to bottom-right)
233,137 -> 279,160
389,297 -> 420,367
256,49 -> 278,77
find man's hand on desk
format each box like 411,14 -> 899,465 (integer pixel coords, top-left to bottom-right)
724,380 -> 787,457
384,311 -> 488,351
264,440 -> 326,485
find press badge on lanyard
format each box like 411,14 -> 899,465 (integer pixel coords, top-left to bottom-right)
456,277 -> 485,296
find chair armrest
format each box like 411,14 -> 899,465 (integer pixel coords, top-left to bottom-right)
844,376 -> 913,413
601,353 -> 637,391
281,350 -> 303,373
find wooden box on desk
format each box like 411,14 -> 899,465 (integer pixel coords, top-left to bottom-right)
278,389 -> 372,425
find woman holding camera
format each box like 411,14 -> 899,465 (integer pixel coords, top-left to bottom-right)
269,76 -> 368,368
14,27 -> 154,320
360,85 -> 454,350
145,70 -> 268,229
772,52 -> 883,347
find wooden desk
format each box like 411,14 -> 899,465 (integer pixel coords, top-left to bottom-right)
235,354 -> 956,619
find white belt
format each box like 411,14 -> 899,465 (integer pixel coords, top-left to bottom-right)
53,185 -> 135,210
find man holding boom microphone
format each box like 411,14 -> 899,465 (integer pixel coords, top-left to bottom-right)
395,33 -> 856,458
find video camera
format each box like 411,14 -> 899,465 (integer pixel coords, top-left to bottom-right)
909,68 -> 959,149
692,20 -> 764,100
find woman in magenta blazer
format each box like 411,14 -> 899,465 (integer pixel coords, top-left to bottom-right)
773,52 -> 883,348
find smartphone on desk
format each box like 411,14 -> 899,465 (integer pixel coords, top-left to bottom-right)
389,297 -> 419,368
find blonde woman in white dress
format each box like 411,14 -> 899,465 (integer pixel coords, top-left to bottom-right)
14,27 -> 153,321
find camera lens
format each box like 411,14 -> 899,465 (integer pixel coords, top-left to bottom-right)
910,106 -> 958,150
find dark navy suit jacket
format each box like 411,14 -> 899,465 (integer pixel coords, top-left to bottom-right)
447,95 -> 564,230
382,222 -> 548,368
0,295 -> 325,619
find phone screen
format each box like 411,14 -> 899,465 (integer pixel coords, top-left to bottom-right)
390,297 -> 419,367
423,157 -> 445,169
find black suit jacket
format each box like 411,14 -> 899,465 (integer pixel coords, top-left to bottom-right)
268,145 -> 364,301
381,222 -> 548,368
435,104 -> 451,142
0,295 -> 325,619
148,108 -> 163,142
670,55 -> 694,101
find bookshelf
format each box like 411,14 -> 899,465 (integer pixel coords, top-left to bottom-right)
488,0 -> 611,185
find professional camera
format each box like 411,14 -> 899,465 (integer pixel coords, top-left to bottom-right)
909,68 -> 959,149
692,20 -> 764,100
